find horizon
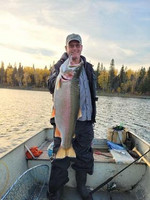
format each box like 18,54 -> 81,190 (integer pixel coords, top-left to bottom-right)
1,59 -> 149,73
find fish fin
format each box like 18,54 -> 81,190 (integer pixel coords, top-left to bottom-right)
55,147 -> 66,159
56,79 -> 61,90
77,108 -> 82,119
65,146 -> 76,158
56,146 -> 76,159
51,107 -> 55,118
54,127 -> 61,137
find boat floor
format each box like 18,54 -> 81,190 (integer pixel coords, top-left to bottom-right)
40,185 -> 136,200
26,140 -> 142,200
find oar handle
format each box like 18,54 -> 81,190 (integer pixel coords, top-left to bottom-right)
133,147 -> 150,166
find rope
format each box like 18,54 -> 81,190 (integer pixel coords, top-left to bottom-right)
0,160 -> 10,197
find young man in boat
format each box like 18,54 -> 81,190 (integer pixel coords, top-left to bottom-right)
47,33 -> 97,200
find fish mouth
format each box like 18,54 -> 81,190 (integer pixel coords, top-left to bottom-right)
61,75 -> 72,81
61,71 -> 74,81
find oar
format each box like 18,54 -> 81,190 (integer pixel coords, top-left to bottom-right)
133,147 -> 150,167
90,148 -> 150,195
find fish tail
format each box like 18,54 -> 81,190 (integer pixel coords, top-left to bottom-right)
55,147 -> 66,159
55,146 -> 76,159
65,146 -> 76,158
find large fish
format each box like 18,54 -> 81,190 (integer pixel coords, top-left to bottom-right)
54,60 -> 83,159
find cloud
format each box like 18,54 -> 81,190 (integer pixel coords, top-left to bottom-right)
0,0 -> 150,70
0,43 -> 54,56
0,10 -> 66,59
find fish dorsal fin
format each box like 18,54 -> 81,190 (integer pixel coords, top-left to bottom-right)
54,127 -> 61,137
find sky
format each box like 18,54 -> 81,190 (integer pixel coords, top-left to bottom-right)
0,0 -> 150,71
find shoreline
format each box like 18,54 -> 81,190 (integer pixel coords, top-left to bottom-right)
97,91 -> 150,99
0,86 -> 49,92
1,86 -> 150,99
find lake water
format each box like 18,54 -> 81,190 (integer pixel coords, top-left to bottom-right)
0,89 -> 150,157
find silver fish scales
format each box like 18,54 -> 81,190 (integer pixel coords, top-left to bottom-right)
54,63 -> 82,158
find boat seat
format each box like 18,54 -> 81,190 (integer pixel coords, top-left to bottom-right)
25,140 -> 114,163
26,139 -> 146,164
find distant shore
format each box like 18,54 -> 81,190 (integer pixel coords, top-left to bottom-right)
0,85 -> 49,92
97,91 -> 150,99
1,86 -> 150,99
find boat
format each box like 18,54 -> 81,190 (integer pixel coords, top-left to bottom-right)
0,127 -> 150,200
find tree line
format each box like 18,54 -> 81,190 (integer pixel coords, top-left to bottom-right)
96,59 -> 150,95
0,60 -> 150,95
0,62 -> 50,88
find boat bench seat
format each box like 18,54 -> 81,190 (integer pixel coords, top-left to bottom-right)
26,140 -> 114,163
26,139 -> 145,165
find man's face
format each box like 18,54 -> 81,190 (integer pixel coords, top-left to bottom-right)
65,40 -> 83,61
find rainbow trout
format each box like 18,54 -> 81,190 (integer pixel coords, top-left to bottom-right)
54,59 -> 83,158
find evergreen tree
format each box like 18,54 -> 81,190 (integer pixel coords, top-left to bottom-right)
135,67 -> 146,93
95,62 -> 100,89
147,67 -> 150,93
119,65 -> 127,84
119,65 -> 128,93
12,67 -> 18,86
108,59 -> 116,92
113,75 -> 120,92
0,62 -> 5,84
143,67 -> 150,93
16,63 -> 24,87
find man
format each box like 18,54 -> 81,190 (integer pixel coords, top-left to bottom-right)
47,33 -> 97,200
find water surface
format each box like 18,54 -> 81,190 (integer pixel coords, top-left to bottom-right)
0,89 -> 149,157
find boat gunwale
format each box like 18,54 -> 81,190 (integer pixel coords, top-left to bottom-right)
0,128 -> 51,159
0,128 -> 149,160
130,131 -> 150,147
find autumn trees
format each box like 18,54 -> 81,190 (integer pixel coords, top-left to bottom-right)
0,62 -> 50,88
1,60 -> 150,95
96,59 -> 150,95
